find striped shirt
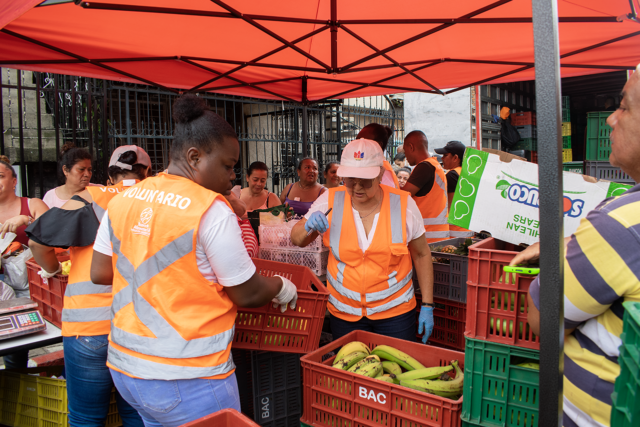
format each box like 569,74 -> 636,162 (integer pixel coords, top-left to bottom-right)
529,183 -> 640,427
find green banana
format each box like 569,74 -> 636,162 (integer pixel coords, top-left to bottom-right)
347,355 -> 380,372
354,361 -> 382,378
399,360 -> 463,400
334,341 -> 371,363
371,345 -> 426,371
395,365 -> 453,381
375,374 -> 397,384
381,361 -> 402,376
333,351 -> 368,370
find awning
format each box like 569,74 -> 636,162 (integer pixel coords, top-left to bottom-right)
1,0 -> 639,101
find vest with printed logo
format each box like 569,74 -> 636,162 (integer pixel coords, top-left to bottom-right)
105,173 -> 237,380
62,180 -> 137,337
323,186 -> 415,322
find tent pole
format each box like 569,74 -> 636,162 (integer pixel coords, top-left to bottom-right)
532,0 -> 564,426
302,77 -> 308,157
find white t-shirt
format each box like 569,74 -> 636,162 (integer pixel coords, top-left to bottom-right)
93,199 -> 256,287
304,191 -> 425,252
43,184 -> 102,209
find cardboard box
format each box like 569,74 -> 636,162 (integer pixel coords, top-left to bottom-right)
449,148 -> 634,245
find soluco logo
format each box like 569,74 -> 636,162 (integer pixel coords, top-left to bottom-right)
354,151 -> 365,160
358,386 -> 387,404
506,183 -> 584,217
132,207 -> 153,236
260,397 -> 270,419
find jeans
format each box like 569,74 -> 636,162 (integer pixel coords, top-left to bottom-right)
63,335 -> 143,427
110,369 -> 241,427
330,308 -> 417,342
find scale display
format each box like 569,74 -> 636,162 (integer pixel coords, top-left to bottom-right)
0,310 -> 46,340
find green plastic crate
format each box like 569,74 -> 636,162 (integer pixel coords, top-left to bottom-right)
563,161 -> 583,174
562,109 -> 570,122
562,96 -> 570,109
611,301 -> 640,427
586,111 -> 613,161
562,135 -> 571,149
461,337 -> 540,427
511,138 -> 536,151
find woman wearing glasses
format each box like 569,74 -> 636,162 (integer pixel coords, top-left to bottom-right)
291,139 -> 435,342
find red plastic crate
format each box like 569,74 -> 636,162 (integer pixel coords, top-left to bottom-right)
416,294 -> 467,351
26,257 -> 69,328
510,112 -> 536,126
301,330 -> 465,427
181,409 -> 259,427
465,238 -> 540,350
232,259 -> 329,354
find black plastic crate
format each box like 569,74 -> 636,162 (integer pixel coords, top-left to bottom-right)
233,349 -> 302,427
428,237 -> 480,303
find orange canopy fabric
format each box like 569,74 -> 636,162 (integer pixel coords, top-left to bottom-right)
1,0 -> 639,101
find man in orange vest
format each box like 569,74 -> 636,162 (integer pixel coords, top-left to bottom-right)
402,131 -> 450,243
435,141 -> 474,238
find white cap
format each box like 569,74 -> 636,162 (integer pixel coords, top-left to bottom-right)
337,139 -> 384,179
109,145 -> 151,170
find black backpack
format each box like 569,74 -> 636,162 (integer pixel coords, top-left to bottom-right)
500,118 -> 521,150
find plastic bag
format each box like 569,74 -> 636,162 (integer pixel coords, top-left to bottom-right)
500,118 -> 521,150
0,280 -> 16,301
2,245 -> 33,298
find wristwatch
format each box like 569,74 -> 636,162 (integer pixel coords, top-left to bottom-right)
421,302 -> 436,307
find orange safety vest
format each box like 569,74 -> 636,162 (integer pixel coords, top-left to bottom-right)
448,167 -> 474,238
412,157 -> 450,243
106,173 -> 237,380
62,180 -> 137,337
323,186 -> 416,322
382,160 -> 400,189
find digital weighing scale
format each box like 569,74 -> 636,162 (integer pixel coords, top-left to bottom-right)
0,297 -> 46,340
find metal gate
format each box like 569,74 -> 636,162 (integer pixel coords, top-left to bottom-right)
2,69 -> 403,198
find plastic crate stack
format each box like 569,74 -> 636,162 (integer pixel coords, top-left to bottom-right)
584,111 -> 635,184
610,301 -> 640,427
510,111 -> 537,163
461,238 -> 541,427
258,220 -> 329,276
562,96 -> 573,162
412,238 -> 479,351
0,368 -> 123,427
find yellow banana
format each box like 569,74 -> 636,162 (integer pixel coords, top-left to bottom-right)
399,360 -> 463,399
395,365 -> 453,381
355,361 -> 382,378
333,351 -> 368,371
375,374 -> 397,384
334,341 -> 371,363
370,345 -> 426,371
381,361 -> 402,376
347,355 -> 380,372
516,362 -> 540,370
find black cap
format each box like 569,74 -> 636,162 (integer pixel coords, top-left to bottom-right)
434,140 -> 466,159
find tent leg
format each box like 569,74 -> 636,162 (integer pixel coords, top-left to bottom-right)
302,77 -> 308,156
532,0 -> 564,426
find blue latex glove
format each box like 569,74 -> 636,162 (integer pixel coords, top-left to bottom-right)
305,211 -> 329,234
418,306 -> 434,344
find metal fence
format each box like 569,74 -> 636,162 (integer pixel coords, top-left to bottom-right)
1,68 -> 403,198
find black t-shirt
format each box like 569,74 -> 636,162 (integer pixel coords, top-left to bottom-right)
406,162 -> 435,197
446,170 -> 459,194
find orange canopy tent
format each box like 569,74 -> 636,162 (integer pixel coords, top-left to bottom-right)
1,0 -> 639,101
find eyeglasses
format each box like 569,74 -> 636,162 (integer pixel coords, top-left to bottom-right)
344,177 -> 374,189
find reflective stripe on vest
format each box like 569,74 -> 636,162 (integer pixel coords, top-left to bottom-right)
108,345 -> 235,381
422,172 -> 448,226
424,230 -> 452,239
61,181 -> 137,336
413,157 -> 449,243
109,224 -> 235,359
326,187 -> 414,319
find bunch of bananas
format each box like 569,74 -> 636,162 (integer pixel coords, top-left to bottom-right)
331,341 -> 464,400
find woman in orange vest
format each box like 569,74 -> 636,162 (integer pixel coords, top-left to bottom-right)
89,94 -> 298,426
357,123 -> 401,189
291,139 -> 435,343
28,146 -> 152,426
